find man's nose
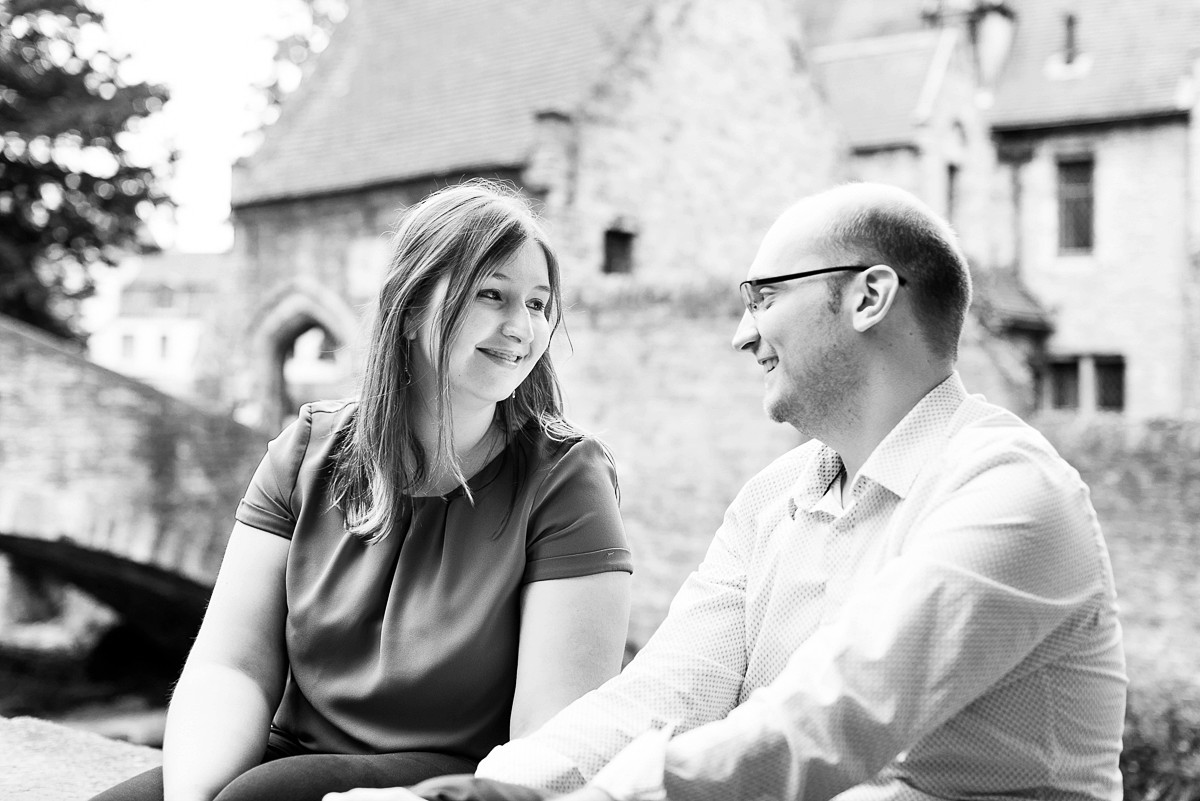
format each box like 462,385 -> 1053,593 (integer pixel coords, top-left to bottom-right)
731,310 -> 759,352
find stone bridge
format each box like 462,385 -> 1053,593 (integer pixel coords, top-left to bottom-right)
0,315 -> 270,653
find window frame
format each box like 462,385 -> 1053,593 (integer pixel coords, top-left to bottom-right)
1057,155 -> 1095,254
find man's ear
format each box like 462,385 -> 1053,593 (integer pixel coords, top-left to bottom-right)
850,265 -> 901,333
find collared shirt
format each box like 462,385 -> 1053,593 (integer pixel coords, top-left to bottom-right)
476,374 -> 1127,801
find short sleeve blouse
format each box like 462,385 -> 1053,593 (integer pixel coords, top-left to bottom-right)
234,399 -> 632,759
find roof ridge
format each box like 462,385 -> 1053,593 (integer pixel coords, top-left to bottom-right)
811,28 -> 942,62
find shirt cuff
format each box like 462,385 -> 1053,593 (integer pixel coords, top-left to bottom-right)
589,726 -> 672,801
476,739 -> 586,793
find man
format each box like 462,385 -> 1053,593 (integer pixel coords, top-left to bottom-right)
330,183 -> 1127,801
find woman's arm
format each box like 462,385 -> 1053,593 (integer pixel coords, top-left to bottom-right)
162,522 -> 290,801
510,571 -> 632,738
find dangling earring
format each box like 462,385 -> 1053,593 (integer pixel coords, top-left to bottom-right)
401,339 -> 412,386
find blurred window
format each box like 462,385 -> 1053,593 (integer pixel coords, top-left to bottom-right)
1058,157 -> 1094,252
1095,356 -> 1125,411
603,230 -> 635,275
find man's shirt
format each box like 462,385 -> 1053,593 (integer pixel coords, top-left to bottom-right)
476,374 -> 1127,801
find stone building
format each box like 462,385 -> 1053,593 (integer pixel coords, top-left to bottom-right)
86,252 -> 235,401
223,0 -> 847,430
808,0 -> 1200,419
988,0 -> 1200,420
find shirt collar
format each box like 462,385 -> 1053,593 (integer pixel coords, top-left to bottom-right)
794,444 -> 844,512
793,372 -> 968,510
856,372 -> 968,499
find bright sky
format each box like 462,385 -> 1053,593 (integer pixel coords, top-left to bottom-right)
97,0 -> 314,252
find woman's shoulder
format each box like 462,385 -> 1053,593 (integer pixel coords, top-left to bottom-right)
290,398 -> 357,441
516,420 -> 614,471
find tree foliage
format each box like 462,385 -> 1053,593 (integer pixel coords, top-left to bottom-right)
0,0 -> 172,340
252,0 -> 345,130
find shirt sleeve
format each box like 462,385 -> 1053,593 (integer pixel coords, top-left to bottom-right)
234,405 -> 314,539
477,485 -> 753,793
522,436 -> 633,583
592,436 -> 1113,801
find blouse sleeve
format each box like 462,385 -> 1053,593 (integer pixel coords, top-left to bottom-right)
523,436 -> 632,583
234,405 -> 314,540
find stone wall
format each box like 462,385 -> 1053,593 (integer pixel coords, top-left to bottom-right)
0,715 -> 161,800
0,314 -> 269,602
1036,414 -> 1200,690
544,0 -> 846,291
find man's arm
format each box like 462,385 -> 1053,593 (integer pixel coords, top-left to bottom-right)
586,445 -> 1114,801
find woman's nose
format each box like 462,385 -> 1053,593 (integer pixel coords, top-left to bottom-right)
502,305 -> 533,342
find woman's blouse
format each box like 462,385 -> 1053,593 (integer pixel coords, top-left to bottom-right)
234,399 -> 632,759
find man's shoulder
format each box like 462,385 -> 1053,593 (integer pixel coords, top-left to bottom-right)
939,393 -> 1085,493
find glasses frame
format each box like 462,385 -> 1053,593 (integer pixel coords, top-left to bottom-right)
738,265 -> 906,316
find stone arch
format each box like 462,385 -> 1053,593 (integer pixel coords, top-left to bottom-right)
246,281 -> 364,431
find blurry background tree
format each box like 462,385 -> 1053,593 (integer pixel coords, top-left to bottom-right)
0,0 -> 174,341
241,0 -> 346,159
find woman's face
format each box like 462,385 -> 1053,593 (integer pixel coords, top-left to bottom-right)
411,239 -> 554,411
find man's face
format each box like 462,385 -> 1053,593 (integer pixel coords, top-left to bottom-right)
732,212 -> 861,436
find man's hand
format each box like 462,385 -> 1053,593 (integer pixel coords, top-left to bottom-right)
324,789 -> 425,801
324,776 -> 553,801
556,788 -> 616,801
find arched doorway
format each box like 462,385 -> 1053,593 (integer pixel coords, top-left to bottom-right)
278,321 -> 357,417
245,285 -> 363,431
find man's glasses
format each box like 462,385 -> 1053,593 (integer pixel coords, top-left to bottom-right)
739,265 -> 906,316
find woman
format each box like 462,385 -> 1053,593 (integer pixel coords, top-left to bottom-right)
92,181 -> 633,801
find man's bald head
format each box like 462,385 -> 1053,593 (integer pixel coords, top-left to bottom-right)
777,182 -> 973,360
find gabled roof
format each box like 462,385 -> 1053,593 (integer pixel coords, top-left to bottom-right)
812,29 -> 955,151
990,0 -> 1200,130
232,0 -> 648,208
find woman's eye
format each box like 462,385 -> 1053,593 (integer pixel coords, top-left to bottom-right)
527,298 -> 547,313
479,288 -> 502,301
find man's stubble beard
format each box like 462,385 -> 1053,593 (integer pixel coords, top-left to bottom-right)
766,337 -> 862,442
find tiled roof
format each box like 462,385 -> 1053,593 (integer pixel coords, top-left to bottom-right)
970,265 -> 1051,332
990,0 -> 1200,129
233,0 -> 648,207
812,30 -> 952,150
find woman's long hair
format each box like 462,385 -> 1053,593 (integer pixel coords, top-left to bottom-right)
332,180 -> 577,543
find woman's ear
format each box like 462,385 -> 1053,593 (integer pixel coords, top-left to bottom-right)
850,265 -> 901,333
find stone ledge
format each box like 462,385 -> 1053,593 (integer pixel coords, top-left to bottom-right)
0,715 -> 161,800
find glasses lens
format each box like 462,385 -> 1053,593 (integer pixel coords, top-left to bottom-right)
740,283 -> 759,314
